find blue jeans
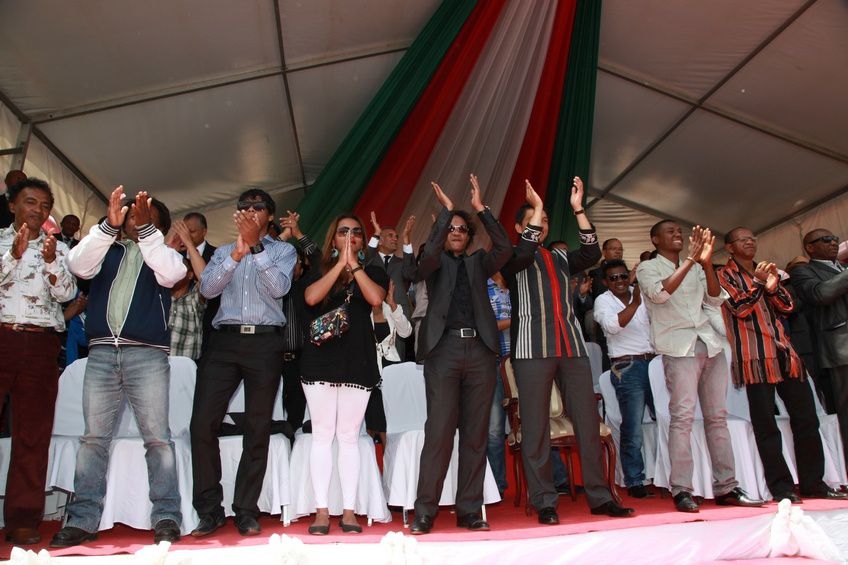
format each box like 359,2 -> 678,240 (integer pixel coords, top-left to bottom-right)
65,346 -> 182,532
610,358 -> 654,488
486,375 -> 508,493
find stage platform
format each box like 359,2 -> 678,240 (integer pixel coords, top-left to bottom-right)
4,494 -> 848,563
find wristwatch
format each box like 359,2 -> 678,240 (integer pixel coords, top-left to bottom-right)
249,242 -> 265,255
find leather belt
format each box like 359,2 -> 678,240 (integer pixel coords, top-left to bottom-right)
218,324 -> 282,335
610,353 -> 656,363
446,328 -> 478,338
283,352 -> 298,361
0,322 -> 56,334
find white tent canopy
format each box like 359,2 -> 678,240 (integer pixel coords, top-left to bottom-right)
1,0 -> 846,267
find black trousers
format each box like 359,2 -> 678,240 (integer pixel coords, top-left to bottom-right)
512,356 -> 612,510
190,331 -> 284,518
414,335 -> 496,518
830,364 -> 848,469
746,378 -> 826,494
281,355 -> 306,430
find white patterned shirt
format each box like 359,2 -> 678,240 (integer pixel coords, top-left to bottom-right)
0,226 -> 77,330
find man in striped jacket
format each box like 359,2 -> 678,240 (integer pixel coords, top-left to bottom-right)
501,178 -> 634,524
719,227 -> 845,502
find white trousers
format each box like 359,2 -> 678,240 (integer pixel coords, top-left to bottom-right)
302,383 -> 371,509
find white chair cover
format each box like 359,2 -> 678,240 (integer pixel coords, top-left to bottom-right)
381,362 -> 427,433
586,341 -> 603,393
598,370 -> 657,487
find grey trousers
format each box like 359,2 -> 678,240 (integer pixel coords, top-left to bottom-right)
662,340 -> 737,497
512,356 -> 613,510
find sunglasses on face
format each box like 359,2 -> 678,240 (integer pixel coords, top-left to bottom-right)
809,235 -> 839,244
448,224 -> 469,234
607,272 -> 629,282
237,201 -> 268,212
336,226 -> 364,236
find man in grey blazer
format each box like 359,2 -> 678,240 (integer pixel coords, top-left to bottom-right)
405,175 -> 512,534
792,228 -> 848,468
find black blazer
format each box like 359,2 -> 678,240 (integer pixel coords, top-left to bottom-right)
404,207 -> 512,361
365,248 -> 412,317
792,261 -> 848,369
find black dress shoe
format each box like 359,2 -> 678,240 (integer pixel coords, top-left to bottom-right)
627,485 -> 653,498
537,507 -> 560,525
5,527 -> 41,545
339,519 -> 363,533
589,500 -> 635,517
234,514 -> 261,536
49,526 -> 98,548
410,515 -> 433,535
772,491 -> 802,504
800,486 -> 848,500
715,487 -> 764,507
153,519 -> 181,543
308,523 -> 330,535
456,513 -> 490,531
673,492 -> 700,513
191,513 -> 226,537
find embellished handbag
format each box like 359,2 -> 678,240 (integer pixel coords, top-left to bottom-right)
308,288 -> 353,346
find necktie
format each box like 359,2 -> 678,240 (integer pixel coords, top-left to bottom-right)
384,255 -> 391,270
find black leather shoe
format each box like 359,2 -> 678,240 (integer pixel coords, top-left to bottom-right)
339,519 -> 363,533
49,526 -> 98,548
308,523 -> 330,535
234,514 -> 261,536
153,519 -> 181,543
773,491 -> 802,504
456,513 -> 490,531
800,486 -> 848,500
589,500 -> 635,517
673,492 -> 700,513
410,515 -> 433,535
537,507 -> 560,525
190,513 -> 226,537
627,485 -> 653,498
5,527 -> 41,545
715,487 -> 764,507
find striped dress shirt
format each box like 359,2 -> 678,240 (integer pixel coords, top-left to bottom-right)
200,234 -> 296,327
718,258 -> 804,386
502,225 -> 600,360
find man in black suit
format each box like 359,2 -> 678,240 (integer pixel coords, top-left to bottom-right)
180,212 -> 218,353
58,215 -> 81,248
792,228 -> 848,467
367,213 -> 413,355
405,175 -> 512,534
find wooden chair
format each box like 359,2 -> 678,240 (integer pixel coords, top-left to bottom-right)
500,355 -> 620,513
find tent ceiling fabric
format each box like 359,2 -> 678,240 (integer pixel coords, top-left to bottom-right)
0,0 -> 846,260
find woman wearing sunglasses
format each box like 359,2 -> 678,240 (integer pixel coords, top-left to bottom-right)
299,214 -> 388,534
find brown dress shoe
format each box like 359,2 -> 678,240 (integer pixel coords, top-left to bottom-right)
5,527 -> 42,545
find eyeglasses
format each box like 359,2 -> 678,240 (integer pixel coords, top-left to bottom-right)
237,201 -> 268,212
448,224 -> 469,234
606,272 -> 629,282
809,235 -> 839,245
729,236 -> 757,244
336,226 -> 364,236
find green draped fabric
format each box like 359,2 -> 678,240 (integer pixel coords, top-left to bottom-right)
297,0 -> 477,239
544,0 -> 602,247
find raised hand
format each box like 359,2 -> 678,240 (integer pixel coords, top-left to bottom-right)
629,263 -> 640,285
10,223 -> 29,260
107,186 -> 129,228
402,215 -> 416,245
345,232 -> 359,270
370,211 -> 382,237
765,263 -> 780,293
172,220 -> 193,250
578,275 -> 592,297
279,210 -> 302,241
753,261 -> 772,282
631,284 -> 642,305
525,179 -> 543,209
231,234 -> 250,262
132,191 -> 153,227
233,210 -> 262,247
696,227 -> 715,265
687,226 -> 706,263
431,181 -> 453,211
469,174 -> 485,212
41,233 -> 57,264
386,279 -> 397,309
569,176 -> 585,212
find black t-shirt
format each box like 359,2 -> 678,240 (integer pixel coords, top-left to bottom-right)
299,264 -> 389,390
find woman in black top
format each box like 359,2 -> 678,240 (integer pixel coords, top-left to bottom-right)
299,214 -> 387,535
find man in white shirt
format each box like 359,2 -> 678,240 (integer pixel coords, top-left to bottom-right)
0,178 -> 76,545
593,259 -> 654,498
636,220 -> 763,513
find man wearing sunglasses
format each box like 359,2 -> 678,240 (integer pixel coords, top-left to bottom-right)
792,229 -> 848,468
593,259 -> 655,499
189,189 -> 296,537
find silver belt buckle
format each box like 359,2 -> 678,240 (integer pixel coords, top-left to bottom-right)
240,325 -> 256,335
460,328 -> 475,338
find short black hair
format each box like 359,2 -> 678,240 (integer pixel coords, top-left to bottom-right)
450,210 -> 476,245
151,199 -> 172,233
650,219 -> 677,239
547,240 -> 568,250
724,226 -> 747,245
238,188 -> 275,216
514,203 -> 534,225
62,214 -> 80,222
183,211 -> 208,229
602,259 -> 628,276
602,238 -> 621,249
8,177 -> 53,207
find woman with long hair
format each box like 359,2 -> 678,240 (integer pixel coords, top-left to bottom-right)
299,214 -> 388,534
